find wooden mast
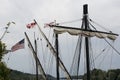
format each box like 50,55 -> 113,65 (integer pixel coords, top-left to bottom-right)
55,33 -> 60,80
25,32 -> 47,80
34,32 -> 38,80
83,4 -> 90,80
54,20 -> 60,80
48,4 -> 118,80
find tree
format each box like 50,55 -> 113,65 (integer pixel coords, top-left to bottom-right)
83,69 -> 107,80
108,71 -> 117,80
0,41 -> 6,61
116,74 -> 120,80
0,41 -> 10,80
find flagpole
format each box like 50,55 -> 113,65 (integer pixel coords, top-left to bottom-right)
33,19 -> 72,80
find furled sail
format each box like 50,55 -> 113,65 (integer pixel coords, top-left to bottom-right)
50,25 -> 118,40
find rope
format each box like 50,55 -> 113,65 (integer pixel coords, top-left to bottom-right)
87,20 -> 120,70
84,43 -> 86,74
88,20 -> 120,56
46,32 -> 55,74
104,38 -> 120,55
58,19 -> 82,25
39,35 -> 46,69
70,20 -> 84,76
89,22 -> 97,30
98,46 -> 111,68
27,46 -> 36,74
89,39 -> 95,70
93,46 -> 108,61
89,19 -> 112,32
110,41 -> 114,69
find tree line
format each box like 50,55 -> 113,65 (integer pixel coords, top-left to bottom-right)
83,68 -> 120,80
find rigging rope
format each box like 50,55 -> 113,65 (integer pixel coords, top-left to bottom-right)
46,32 -> 55,74
89,19 -> 112,32
46,51 -> 54,74
98,46 -> 111,68
39,36 -> 46,70
70,35 -> 83,75
89,22 -> 97,30
89,38 -> 95,70
70,20 -> 84,76
104,38 -> 120,56
39,28 -> 55,75
27,46 -> 36,74
110,41 -> 114,69
84,42 -> 86,74
89,19 -> 120,56
58,19 -> 82,25
93,45 -> 109,61
87,19 -> 120,71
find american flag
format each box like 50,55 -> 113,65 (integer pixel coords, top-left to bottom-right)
26,22 -> 36,29
11,39 -> 25,52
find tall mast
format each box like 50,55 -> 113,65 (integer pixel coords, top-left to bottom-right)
49,4 -> 118,80
55,20 -> 60,80
55,33 -> 60,80
83,4 -> 90,80
25,32 -> 47,80
34,32 -> 38,80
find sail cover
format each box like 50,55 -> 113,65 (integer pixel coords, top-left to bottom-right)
50,25 -> 118,40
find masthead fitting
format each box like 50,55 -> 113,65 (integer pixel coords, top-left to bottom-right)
83,4 -> 88,14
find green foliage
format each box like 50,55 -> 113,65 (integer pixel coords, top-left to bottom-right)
107,69 -> 120,80
0,41 -> 6,61
83,69 -> 120,80
0,41 -> 10,80
9,70 -> 56,80
108,71 -> 117,80
0,62 -> 10,80
91,69 -> 106,80
116,74 -> 120,80
83,68 -> 106,80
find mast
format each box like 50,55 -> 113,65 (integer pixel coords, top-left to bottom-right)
34,19 -> 72,79
48,4 -> 118,80
83,4 -> 90,80
34,32 -> 38,80
25,32 -> 47,80
55,33 -> 60,80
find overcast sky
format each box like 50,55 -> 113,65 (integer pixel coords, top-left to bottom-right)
0,0 -> 120,76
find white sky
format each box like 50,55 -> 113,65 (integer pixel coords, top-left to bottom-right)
0,0 -> 120,76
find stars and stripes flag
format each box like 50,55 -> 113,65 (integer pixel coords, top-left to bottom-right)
11,39 -> 25,52
26,21 -> 36,29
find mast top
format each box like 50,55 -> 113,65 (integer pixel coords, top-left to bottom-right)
83,4 -> 88,14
